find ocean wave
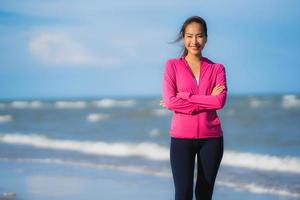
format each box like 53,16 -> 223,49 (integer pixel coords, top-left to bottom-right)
1,133 -> 300,174
149,128 -> 161,137
0,115 -> 13,123
92,98 -> 136,108
1,157 -> 299,198
222,150 -> 300,174
54,101 -> 87,109
282,94 -> 300,109
249,97 -> 269,108
86,113 -> 110,122
0,133 -> 169,160
10,101 -> 46,109
217,180 -> 299,198
0,157 -> 171,177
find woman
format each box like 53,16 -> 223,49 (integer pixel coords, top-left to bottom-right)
160,16 -> 227,200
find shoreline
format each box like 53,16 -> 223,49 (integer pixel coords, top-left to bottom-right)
1,158 -> 299,200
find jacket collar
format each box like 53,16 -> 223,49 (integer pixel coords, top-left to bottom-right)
180,56 -> 208,68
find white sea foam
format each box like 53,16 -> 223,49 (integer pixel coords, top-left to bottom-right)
282,94 -> 300,109
54,101 -> 87,109
87,113 -> 110,122
0,157 -> 171,177
249,97 -> 269,108
149,128 -> 161,137
0,115 -> 13,123
0,133 -> 169,160
1,133 -> 300,174
222,150 -> 300,174
152,109 -> 170,116
11,101 -> 28,109
217,180 -> 299,198
1,157 -> 299,198
10,101 -> 45,109
92,98 -> 136,108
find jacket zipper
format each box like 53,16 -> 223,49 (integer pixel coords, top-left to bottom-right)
182,57 -> 201,137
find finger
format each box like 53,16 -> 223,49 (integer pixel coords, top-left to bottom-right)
213,86 -> 223,90
216,86 -> 225,89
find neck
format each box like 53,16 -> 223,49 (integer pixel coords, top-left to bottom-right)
185,53 -> 202,62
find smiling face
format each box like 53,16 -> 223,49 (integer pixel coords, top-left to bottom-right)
183,22 -> 207,57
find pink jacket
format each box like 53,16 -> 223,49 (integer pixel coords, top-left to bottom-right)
162,56 -> 227,138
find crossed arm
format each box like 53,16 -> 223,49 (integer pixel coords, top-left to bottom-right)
160,61 -> 227,114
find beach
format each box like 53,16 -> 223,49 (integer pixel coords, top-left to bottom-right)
0,95 -> 300,200
1,156 -> 298,200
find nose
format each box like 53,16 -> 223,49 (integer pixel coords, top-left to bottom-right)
192,36 -> 197,44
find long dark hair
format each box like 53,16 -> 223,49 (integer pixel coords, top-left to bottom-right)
171,16 -> 208,57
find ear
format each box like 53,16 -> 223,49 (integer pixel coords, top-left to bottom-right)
204,36 -> 208,44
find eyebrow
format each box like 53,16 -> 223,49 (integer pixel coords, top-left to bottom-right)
185,32 -> 205,35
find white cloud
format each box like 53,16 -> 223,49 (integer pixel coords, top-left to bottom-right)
28,31 -> 120,66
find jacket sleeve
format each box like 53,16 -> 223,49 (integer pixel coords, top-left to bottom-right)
176,64 -> 227,110
162,60 -> 203,115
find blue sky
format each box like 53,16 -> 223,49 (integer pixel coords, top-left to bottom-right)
1,0 -> 300,100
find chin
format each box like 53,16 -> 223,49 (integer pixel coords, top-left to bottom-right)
188,50 -> 201,56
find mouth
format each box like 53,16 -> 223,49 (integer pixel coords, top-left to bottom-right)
190,46 -> 200,50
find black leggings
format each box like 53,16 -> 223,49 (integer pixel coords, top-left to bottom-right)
170,136 -> 223,200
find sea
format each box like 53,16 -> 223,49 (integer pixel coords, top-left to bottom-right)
0,94 -> 299,200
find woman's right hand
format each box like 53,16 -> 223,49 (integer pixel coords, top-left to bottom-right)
211,85 -> 225,96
